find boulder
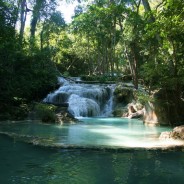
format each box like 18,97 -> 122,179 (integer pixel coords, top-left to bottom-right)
56,111 -> 78,124
114,85 -> 134,104
159,125 -> 184,140
113,84 -> 135,117
159,131 -> 171,140
143,102 -> 159,126
170,126 -> 184,140
125,102 -> 144,119
144,88 -> 184,126
128,109 -> 144,119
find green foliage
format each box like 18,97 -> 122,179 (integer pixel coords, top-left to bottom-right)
0,49 -> 58,99
139,0 -> 184,91
0,2 -> 58,119
0,97 -> 29,121
56,51 -> 89,76
114,86 -> 132,96
80,73 -> 120,82
34,103 -> 57,123
1,0 -> 184,120
133,90 -> 151,105
114,85 -> 134,104
0,47 -> 58,119
71,3 -> 126,75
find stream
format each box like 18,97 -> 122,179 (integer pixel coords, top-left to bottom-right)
0,118 -> 184,184
1,78 -> 184,183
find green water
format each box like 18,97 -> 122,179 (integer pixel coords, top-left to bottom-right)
0,118 -> 184,183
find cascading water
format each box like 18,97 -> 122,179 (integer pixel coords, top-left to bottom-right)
43,77 -> 115,117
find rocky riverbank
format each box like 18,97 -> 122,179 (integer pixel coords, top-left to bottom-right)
113,83 -> 184,127
160,126 -> 184,140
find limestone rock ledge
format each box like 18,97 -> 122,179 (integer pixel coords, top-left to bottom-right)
159,125 -> 184,140
127,102 -> 144,119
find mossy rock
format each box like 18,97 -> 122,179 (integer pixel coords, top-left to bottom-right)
114,85 -> 133,104
34,103 -> 57,123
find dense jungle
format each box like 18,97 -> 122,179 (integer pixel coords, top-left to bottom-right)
0,0 -> 184,123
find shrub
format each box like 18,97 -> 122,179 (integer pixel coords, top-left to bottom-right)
34,103 -> 57,123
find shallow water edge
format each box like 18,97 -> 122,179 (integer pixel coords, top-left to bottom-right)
0,118 -> 184,151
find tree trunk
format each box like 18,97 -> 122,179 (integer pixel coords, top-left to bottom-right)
40,30 -> 43,50
142,0 -> 151,12
142,0 -> 155,22
19,0 -> 27,45
30,0 -> 44,44
129,42 -> 139,89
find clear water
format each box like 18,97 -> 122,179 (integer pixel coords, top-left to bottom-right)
0,118 -> 183,149
0,118 -> 184,184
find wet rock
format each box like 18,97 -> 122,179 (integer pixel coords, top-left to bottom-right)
114,85 -> 134,104
113,101 -> 144,119
143,102 -> 159,126
170,126 -> 184,140
159,126 -> 184,140
128,103 -> 136,114
113,84 -> 134,117
128,109 -> 144,119
56,111 -> 78,124
144,88 -> 184,126
126,102 -> 144,119
159,132 -> 171,140
113,83 -> 147,119
128,103 -> 143,113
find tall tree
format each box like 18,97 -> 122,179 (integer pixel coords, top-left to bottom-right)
19,0 -> 31,45
30,0 -> 43,41
30,0 -> 57,47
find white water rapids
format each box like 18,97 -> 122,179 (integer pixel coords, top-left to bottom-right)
43,77 -> 115,117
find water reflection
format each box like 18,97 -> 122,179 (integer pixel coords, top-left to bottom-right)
0,135 -> 184,184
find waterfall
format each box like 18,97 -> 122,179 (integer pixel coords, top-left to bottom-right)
43,77 -> 115,117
